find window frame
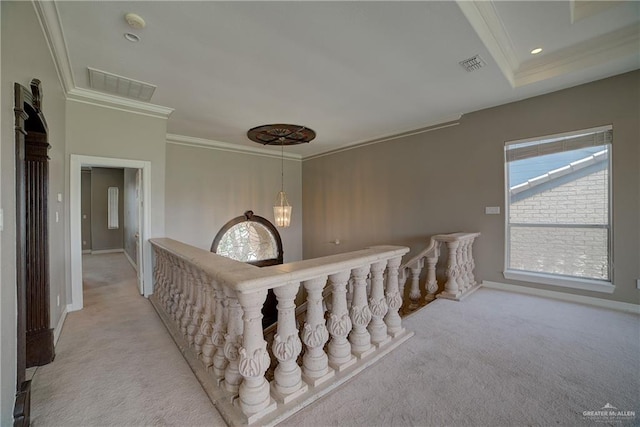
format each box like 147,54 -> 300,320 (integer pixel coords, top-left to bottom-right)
503,125 -> 614,294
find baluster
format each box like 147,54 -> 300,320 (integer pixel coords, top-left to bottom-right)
456,240 -> 468,291
163,253 -> 173,312
384,257 -> 405,337
222,287 -> 243,394
211,281 -> 228,379
161,251 -> 173,311
443,240 -> 461,298
301,276 -> 334,386
196,273 -> 216,371
238,289 -> 276,418
408,259 -> 424,310
327,271 -> 356,371
158,251 -> 169,305
468,237 -> 477,286
368,261 -> 390,347
170,257 -> 183,320
346,277 -> 354,310
272,283 -> 307,403
189,268 -> 205,351
152,249 -> 162,300
349,266 -> 374,358
424,250 -> 439,303
195,271 -> 211,359
174,259 -> 187,323
181,264 -> 196,343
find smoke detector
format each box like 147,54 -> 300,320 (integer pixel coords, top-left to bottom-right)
125,13 -> 146,29
459,55 -> 486,72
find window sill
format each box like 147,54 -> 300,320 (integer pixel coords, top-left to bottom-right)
503,270 -> 614,294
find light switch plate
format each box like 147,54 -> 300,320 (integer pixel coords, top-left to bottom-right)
57,193 -> 63,202
485,206 -> 500,215
0,208 -> 3,231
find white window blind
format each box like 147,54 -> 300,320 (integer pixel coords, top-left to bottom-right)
108,187 -> 119,229
506,126 -> 612,163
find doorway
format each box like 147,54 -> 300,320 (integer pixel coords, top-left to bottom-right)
69,155 -> 152,311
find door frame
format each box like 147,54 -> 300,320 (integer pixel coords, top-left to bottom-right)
135,168 -> 144,294
69,155 -> 152,311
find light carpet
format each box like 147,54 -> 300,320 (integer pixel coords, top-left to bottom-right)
31,254 -> 640,426
281,289 -> 640,427
30,253 -> 226,426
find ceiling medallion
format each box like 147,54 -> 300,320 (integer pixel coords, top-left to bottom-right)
247,124 -> 316,146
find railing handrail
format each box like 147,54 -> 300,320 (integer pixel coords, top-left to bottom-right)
399,232 -> 482,272
150,238 -> 409,293
399,237 -> 439,272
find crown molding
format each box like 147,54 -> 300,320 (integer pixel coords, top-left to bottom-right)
455,0 -> 519,88
514,23 -> 640,87
166,134 -> 303,161
33,0 -> 174,119
303,116 -> 461,162
68,88 -> 174,119
32,0 -> 76,93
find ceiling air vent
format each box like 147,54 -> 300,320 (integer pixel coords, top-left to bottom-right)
459,55 -> 486,72
88,67 -> 156,102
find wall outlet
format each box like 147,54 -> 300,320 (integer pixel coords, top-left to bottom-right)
485,206 -> 501,215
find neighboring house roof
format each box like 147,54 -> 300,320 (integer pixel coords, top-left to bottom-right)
509,149 -> 608,201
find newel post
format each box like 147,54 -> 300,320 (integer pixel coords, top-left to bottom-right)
237,289 -> 275,418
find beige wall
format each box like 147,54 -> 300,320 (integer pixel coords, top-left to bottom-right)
1,2 -> 68,423
65,101 -> 167,256
165,143 -> 303,262
302,70 -> 640,304
90,168 -> 124,251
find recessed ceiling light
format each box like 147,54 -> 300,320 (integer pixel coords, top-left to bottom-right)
124,33 -> 140,43
530,48 -> 543,55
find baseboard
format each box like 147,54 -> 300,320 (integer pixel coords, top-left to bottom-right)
124,250 -> 138,272
53,305 -> 69,347
91,248 -> 124,254
482,281 -> 640,314
82,249 -> 91,254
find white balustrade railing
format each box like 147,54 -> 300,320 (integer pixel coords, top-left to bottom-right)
399,232 -> 480,308
150,238 -> 411,426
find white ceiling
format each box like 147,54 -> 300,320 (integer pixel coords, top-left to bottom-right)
48,1 -> 639,158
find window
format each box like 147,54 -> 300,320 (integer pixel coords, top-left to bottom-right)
504,126 -> 613,293
107,186 -> 119,229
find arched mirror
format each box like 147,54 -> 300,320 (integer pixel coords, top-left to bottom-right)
211,211 -> 283,327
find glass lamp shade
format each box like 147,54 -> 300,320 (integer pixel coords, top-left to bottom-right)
274,191 -> 292,227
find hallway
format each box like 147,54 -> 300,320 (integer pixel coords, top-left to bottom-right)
30,253 -> 224,426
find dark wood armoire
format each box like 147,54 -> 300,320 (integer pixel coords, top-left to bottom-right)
13,79 -> 54,427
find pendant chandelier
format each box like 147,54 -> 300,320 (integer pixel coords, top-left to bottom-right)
247,124 -> 316,228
